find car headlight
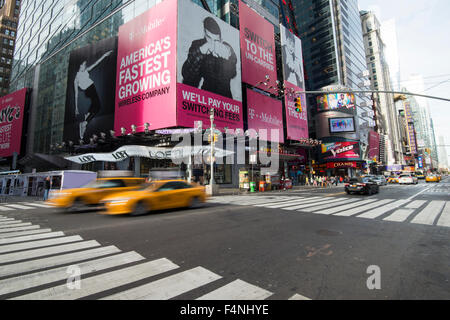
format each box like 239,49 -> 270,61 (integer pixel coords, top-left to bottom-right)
107,198 -> 131,204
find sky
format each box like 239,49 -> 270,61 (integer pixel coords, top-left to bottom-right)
358,0 -> 450,166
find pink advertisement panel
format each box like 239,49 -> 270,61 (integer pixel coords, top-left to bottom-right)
0,88 -> 27,157
177,83 -> 243,130
368,131 -> 380,160
114,0 -> 177,134
321,141 -> 360,160
284,81 -> 308,140
246,89 -> 284,143
239,1 -> 277,91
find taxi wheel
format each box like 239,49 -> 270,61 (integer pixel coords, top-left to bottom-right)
189,197 -> 202,209
131,202 -> 148,216
66,199 -> 84,212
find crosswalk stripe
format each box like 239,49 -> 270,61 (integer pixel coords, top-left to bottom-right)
0,225 -> 41,233
302,198 -> 362,212
334,199 -> 395,217
0,240 -> 100,264
411,201 -> 446,225
0,232 -> 65,245
0,251 -> 145,296
437,202 -> 450,228
196,279 -> 272,300
357,200 -> 410,219
238,197 -> 295,206
0,218 -> 15,221
0,223 -> 32,229
0,228 -> 52,239
0,206 -> 14,211
0,220 -> 24,225
3,204 -> 34,210
314,199 -> 378,215
20,203 -> 52,208
288,293 -> 311,300
383,209 -> 416,222
258,198 -> 313,209
282,198 -> 340,211
0,236 -> 83,254
291,198 -> 354,211
0,246 -> 121,278
405,200 -> 426,209
12,258 -> 179,300
102,266 -> 221,300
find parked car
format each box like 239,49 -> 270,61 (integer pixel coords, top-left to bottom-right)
416,172 -> 425,179
425,174 -> 440,183
372,175 -> 387,186
387,176 -> 400,184
47,177 -> 145,211
101,180 -> 207,216
345,177 -> 379,195
398,174 -> 418,185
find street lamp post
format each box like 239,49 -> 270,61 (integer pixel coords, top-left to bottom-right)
207,108 -> 218,196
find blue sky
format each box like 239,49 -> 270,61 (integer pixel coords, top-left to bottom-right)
358,0 -> 450,165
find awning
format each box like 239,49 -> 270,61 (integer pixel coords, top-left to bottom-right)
65,145 -> 235,164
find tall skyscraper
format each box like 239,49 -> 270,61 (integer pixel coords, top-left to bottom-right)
0,0 -> 20,96
380,19 -> 400,91
438,136 -> 448,169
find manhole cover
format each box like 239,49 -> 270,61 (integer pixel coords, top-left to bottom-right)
316,229 -> 342,236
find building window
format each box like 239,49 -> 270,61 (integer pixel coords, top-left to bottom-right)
4,29 -> 9,36
9,39 -> 13,46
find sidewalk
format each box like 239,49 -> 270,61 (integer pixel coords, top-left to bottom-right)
0,195 -> 43,203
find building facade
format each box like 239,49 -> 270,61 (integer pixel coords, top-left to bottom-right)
0,0 -> 20,96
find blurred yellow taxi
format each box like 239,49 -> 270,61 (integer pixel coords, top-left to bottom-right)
47,177 -> 145,211
425,175 -> 440,183
101,180 -> 207,216
387,176 -> 399,184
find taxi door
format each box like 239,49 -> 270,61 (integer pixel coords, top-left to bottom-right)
87,179 -> 131,204
153,182 -> 189,210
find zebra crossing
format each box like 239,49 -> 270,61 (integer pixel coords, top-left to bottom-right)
207,195 -> 450,228
0,201 -> 53,212
0,215 -> 308,300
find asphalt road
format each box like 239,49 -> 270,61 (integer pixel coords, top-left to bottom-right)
0,178 -> 449,300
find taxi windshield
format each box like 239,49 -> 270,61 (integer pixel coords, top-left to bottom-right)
81,180 -> 103,188
137,182 -> 158,191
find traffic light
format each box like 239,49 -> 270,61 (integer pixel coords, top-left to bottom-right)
295,97 -> 302,113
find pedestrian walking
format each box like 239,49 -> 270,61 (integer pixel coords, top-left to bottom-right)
43,176 -> 51,201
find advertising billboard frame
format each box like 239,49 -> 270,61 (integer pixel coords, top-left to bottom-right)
328,117 -> 356,134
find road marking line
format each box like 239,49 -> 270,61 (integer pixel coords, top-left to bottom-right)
20,203 -> 52,208
288,293 -> 312,300
0,223 -> 32,229
282,198 -> 339,211
3,204 -> 34,210
411,201 -> 446,225
0,225 -> 41,233
383,209 -> 416,222
0,220 -> 24,225
0,251 -> 144,296
333,199 -> 395,217
0,229 -> 52,239
404,200 -> 427,209
0,232 -> 65,245
196,279 -> 273,300
407,185 -> 436,201
0,246 -> 121,278
0,240 -> 100,264
102,266 -> 221,300
437,202 -> 450,228
357,200 -> 410,219
293,198 -> 354,211
0,235 -> 83,254
12,258 -> 179,300
238,197 -> 298,206
262,197 -> 324,210
0,206 -> 14,211
0,218 -> 15,221
302,198 -> 362,212
315,199 -> 379,215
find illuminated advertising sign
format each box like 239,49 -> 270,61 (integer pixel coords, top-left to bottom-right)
246,89 -> 284,143
326,161 -> 357,169
280,25 -> 308,141
239,1 -> 277,91
368,131 -> 380,161
0,88 -> 28,157
321,141 -> 360,160
114,0 -> 178,134
317,93 -> 355,111
177,0 -> 243,130
418,156 -> 423,168
329,117 -> 355,133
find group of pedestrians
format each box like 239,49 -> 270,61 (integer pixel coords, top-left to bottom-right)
304,175 -> 348,188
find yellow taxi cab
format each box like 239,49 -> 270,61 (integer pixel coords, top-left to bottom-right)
425,175 -> 440,183
101,180 -> 207,216
387,176 -> 399,184
47,177 -> 145,211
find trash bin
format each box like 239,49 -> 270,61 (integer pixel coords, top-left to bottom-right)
259,181 -> 266,192
250,181 -> 257,193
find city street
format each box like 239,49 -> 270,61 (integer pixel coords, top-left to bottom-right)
0,178 -> 448,300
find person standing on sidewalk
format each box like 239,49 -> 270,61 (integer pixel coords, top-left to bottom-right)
43,176 -> 51,201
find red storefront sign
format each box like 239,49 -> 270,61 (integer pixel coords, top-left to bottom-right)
326,161 -> 357,169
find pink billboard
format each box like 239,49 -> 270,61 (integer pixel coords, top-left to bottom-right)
284,81 -> 308,140
239,1 -> 277,91
114,0 -> 177,134
0,88 -> 28,157
176,0 -> 243,131
246,89 -> 284,143
368,131 -> 380,161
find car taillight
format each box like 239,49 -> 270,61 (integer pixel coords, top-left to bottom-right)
344,183 -> 349,187
357,183 -> 366,187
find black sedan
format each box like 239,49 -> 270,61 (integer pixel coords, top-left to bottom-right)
345,177 -> 380,195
